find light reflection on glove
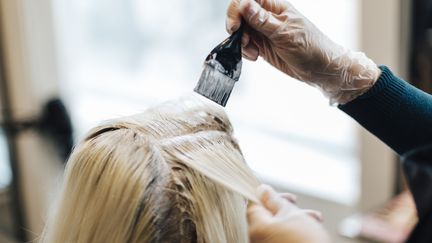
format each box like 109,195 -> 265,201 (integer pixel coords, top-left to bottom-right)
227,0 -> 381,104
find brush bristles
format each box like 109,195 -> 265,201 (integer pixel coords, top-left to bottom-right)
194,63 -> 236,107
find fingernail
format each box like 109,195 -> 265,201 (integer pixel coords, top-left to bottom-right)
306,210 -> 324,222
314,213 -> 324,222
287,194 -> 298,203
316,212 -> 324,222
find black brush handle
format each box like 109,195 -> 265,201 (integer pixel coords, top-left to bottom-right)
207,23 -> 244,76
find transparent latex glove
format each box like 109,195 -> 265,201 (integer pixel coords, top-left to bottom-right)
248,185 -> 331,243
227,0 -> 381,104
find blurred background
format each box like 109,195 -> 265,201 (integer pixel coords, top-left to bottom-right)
0,0 -> 428,242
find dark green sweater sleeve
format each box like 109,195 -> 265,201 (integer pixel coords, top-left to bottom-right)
339,66 -> 432,155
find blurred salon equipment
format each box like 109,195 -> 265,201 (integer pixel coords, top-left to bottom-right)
0,90 -> 73,242
0,42 -> 72,240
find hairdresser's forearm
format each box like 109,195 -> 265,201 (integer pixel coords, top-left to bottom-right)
339,66 -> 432,155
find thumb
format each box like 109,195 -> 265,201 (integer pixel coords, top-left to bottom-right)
239,0 -> 281,37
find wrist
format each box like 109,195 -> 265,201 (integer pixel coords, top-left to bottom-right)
331,52 -> 380,105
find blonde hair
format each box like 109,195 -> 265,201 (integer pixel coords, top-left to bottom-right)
40,96 -> 260,243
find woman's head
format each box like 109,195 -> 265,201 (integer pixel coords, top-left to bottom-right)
41,97 -> 260,243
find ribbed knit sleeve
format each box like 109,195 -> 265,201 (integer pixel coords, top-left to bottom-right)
339,66 -> 432,155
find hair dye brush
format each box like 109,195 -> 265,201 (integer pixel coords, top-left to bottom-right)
194,25 -> 243,107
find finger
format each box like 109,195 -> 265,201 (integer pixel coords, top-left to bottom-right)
242,42 -> 259,61
226,0 -> 242,33
257,185 -> 295,215
247,203 -> 273,226
227,0 -> 288,34
303,210 -> 323,222
242,32 -> 250,47
243,52 -> 256,61
239,0 -> 282,37
280,193 -> 297,204
256,0 -> 290,14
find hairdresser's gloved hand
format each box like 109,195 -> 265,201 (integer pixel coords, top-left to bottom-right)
226,0 -> 381,104
248,185 -> 330,243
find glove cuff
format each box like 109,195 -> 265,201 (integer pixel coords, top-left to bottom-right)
328,51 -> 381,105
